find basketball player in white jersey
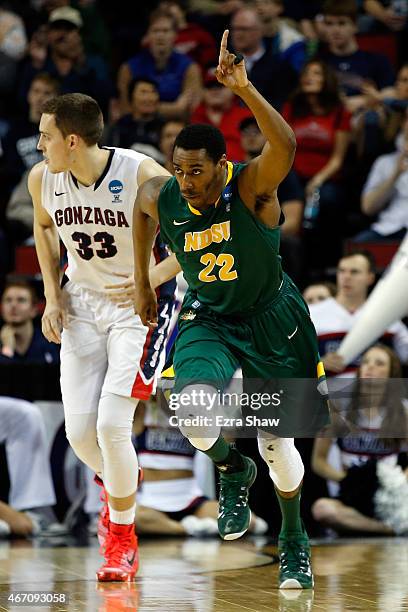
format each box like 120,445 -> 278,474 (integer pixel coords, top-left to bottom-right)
28,93 -> 180,582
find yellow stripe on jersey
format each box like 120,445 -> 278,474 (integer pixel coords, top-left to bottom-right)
317,360 -> 325,380
161,365 -> 175,379
187,161 -> 234,216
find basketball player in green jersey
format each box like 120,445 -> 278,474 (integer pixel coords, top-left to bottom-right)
132,30 -> 329,589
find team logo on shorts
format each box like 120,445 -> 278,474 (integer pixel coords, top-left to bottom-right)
180,310 -> 196,321
108,179 -> 123,203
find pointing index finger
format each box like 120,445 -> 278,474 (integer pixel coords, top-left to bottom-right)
219,29 -> 229,62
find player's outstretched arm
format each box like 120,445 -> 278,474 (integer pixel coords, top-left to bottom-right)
105,254 -> 181,309
29,162 -> 67,344
132,175 -> 169,327
215,30 -> 296,199
149,254 -> 181,289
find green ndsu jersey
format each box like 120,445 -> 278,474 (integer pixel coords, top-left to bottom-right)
158,161 -> 283,315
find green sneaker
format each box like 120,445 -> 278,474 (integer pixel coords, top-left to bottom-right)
218,456 -> 257,540
278,529 -> 314,589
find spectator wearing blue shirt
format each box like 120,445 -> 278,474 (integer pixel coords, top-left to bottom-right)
117,9 -> 202,120
18,7 -> 113,118
317,0 -> 395,114
254,0 -> 307,72
0,279 -> 59,364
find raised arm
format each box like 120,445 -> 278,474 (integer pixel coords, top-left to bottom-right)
214,30 -> 296,224
133,175 -> 169,327
28,162 -> 67,344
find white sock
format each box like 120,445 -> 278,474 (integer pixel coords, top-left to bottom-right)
109,504 -> 136,525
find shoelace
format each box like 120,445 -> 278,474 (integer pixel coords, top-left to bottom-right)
280,541 -> 310,574
104,534 -> 135,566
219,481 -> 248,517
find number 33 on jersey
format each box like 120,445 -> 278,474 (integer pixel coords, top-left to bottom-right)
41,148 -> 147,291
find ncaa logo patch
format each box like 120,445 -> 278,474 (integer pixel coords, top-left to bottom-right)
109,179 -> 123,203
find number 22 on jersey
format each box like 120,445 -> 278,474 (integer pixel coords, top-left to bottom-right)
198,253 -> 237,283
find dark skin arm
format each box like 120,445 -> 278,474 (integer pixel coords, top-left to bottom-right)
215,30 -> 296,227
132,175 -> 171,327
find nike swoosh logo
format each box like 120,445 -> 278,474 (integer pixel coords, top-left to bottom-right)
127,552 -> 136,565
173,220 -> 190,225
55,191 -> 67,196
287,326 -> 298,340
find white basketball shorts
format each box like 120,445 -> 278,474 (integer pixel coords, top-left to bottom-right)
60,281 -> 174,414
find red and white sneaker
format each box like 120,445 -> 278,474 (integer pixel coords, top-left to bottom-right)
94,469 -> 143,552
96,523 -> 139,582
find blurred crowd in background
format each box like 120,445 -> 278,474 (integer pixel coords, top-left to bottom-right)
1,0 -> 408,542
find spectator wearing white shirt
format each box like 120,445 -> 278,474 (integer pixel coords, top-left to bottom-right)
308,251 -> 408,375
354,109 -> 408,242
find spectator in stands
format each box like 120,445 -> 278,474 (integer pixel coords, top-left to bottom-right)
157,0 -> 218,72
229,6 -> 297,109
354,109 -> 408,242
35,0 -> 112,62
353,63 -> 408,161
0,72 -> 59,196
191,68 -> 252,161
0,72 -> 58,272
0,395 -> 57,537
317,0 -> 395,114
18,7 -> 113,117
117,9 -> 202,119
0,4 -> 26,61
132,400 -> 268,536
159,119 -> 186,172
362,0 -> 408,63
0,278 -> 60,363
312,344 -> 408,535
281,0 -> 323,42
380,62 -> 408,112
254,0 -> 307,71
0,2 -> 27,117
309,251 -> 408,375
104,78 -> 164,160
303,281 -> 336,304
282,59 -> 351,269
5,171 -> 33,250
187,0 -> 247,43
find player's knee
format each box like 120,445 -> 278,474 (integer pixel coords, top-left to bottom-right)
65,423 -> 96,458
312,498 -> 338,523
176,384 -> 221,442
96,416 -> 129,450
96,392 -> 136,450
257,436 -> 304,492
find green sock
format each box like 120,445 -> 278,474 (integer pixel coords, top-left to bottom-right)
204,437 -> 245,473
275,487 -> 303,536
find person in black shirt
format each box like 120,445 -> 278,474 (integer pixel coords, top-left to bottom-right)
105,78 -> 164,159
0,278 -> 59,364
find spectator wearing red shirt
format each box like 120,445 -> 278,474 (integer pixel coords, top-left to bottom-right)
158,1 -> 218,72
283,59 -> 351,271
191,68 -> 253,161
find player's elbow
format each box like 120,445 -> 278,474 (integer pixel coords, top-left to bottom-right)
276,126 -> 296,156
286,128 -> 297,153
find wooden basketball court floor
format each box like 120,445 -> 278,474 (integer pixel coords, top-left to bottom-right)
0,536 -> 407,611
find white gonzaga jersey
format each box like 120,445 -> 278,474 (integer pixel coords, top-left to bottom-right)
41,147 -> 148,291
